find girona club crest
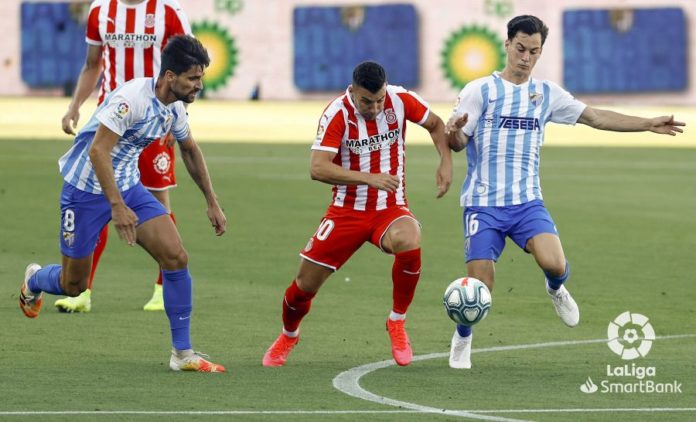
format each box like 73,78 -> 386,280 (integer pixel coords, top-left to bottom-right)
145,14 -> 156,28
153,152 -> 171,175
385,109 -> 397,124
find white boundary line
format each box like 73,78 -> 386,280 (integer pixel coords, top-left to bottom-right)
332,334 -> 696,422
3,335 -> 694,419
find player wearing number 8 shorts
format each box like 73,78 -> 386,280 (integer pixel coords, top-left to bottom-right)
262,61 -> 454,367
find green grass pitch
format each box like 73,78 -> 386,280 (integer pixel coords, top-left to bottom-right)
1,140 -> 695,421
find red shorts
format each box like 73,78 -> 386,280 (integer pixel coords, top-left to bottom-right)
139,137 -> 176,191
300,205 -> 418,271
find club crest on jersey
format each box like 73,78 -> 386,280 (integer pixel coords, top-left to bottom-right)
346,128 -> 400,154
384,109 -> 397,124
529,92 -> 544,107
153,152 -> 171,174
114,102 -> 130,119
145,14 -> 156,28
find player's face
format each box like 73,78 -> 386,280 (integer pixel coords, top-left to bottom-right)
349,83 -> 387,120
170,65 -> 204,103
505,32 -> 543,80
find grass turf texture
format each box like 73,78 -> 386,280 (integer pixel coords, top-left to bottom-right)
1,140 -> 695,421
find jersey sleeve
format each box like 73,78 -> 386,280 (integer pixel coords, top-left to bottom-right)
170,102 -> 190,141
547,81 -> 586,125
85,2 -> 102,45
163,0 -> 193,45
450,79 -> 484,137
311,107 -> 345,153
96,89 -> 140,137
395,89 -> 430,125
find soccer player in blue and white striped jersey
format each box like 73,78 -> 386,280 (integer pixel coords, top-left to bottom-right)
19,35 -> 227,372
445,15 -> 685,369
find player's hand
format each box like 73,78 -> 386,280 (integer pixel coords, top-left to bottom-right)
61,107 -> 80,135
445,113 -> 469,135
435,159 -> 453,198
367,173 -> 400,192
207,204 -> 227,236
649,115 -> 685,136
111,203 -> 139,246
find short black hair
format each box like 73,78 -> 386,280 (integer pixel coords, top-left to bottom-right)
507,15 -> 549,46
352,61 -> 387,93
159,35 -> 210,77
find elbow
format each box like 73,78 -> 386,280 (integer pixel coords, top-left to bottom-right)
309,166 -> 322,181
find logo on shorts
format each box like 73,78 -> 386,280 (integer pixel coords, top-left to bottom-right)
62,231 -> 75,248
304,238 -> 314,252
153,152 -> 171,175
115,102 -> 130,119
384,108 -> 397,124
145,13 -> 156,28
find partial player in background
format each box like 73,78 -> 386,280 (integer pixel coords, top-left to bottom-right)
21,35 -> 226,372
58,0 -> 192,312
445,15 -> 685,369
262,61 -> 453,367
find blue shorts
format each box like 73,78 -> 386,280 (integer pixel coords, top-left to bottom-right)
463,199 -> 558,262
59,182 -> 168,258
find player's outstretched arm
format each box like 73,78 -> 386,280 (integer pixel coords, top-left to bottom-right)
178,134 -> 226,236
577,107 -> 685,136
421,111 -> 453,198
310,150 -> 399,192
89,124 -> 138,245
62,45 -> 102,135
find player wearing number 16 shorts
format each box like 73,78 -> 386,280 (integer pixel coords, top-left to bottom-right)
262,61 -> 454,367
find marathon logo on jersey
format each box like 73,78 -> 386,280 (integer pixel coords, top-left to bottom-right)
498,115 -> 541,131
346,128 -> 401,154
104,33 -> 157,49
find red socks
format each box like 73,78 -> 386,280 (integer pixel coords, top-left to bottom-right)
282,280 -> 316,332
391,248 -> 421,314
87,225 -> 109,289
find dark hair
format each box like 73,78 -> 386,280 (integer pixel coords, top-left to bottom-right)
159,35 -> 210,77
352,61 -> 387,93
507,15 -> 549,46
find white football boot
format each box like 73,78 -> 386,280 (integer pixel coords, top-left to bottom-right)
548,284 -> 579,327
449,330 -> 472,369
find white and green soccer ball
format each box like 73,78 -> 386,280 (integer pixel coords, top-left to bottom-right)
443,277 -> 492,326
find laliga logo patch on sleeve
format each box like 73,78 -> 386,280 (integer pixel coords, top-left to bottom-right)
114,102 -> 130,119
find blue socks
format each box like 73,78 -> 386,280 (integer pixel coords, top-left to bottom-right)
162,268 -> 193,351
545,261 -> 570,291
457,324 -> 472,338
28,265 -> 64,295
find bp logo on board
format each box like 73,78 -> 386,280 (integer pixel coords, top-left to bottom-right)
441,25 -> 506,89
191,21 -> 238,92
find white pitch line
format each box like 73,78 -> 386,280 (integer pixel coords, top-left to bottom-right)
332,334 -> 696,422
0,410 -> 424,416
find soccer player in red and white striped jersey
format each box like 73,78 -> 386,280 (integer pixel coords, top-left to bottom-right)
262,61 -> 454,367
59,0 -> 191,313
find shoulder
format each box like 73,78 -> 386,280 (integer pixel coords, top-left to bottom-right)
161,0 -> 186,12
88,0 -> 109,10
458,76 -> 491,98
388,85 -> 428,105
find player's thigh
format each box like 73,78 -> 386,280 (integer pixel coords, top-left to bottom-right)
508,201 -> 565,272
463,207 -> 506,262
374,207 -> 421,254
148,188 -> 171,211
59,183 -> 111,261
299,207 -> 371,272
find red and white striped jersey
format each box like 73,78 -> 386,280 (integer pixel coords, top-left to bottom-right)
85,0 -> 191,104
312,85 -> 430,211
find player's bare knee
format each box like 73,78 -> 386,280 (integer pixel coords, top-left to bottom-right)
160,246 -> 188,270
542,258 -> 566,278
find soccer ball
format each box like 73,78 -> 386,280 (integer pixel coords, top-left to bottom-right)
443,277 -> 492,326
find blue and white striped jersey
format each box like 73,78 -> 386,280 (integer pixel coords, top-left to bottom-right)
59,77 -> 189,194
451,71 -> 586,207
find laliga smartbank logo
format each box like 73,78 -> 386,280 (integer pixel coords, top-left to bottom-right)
579,312 -> 682,394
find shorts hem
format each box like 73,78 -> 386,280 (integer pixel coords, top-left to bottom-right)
141,184 -> 177,192
299,254 -> 337,272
